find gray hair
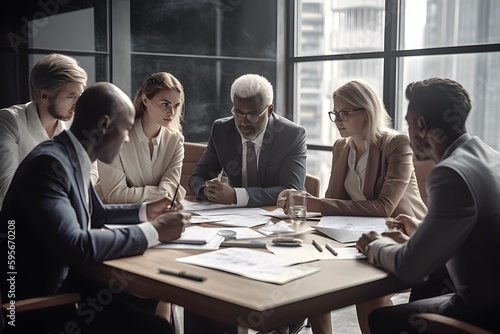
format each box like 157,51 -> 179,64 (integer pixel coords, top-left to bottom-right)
230,74 -> 273,106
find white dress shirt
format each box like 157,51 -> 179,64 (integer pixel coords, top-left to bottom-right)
344,140 -> 370,201
97,119 -> 185,204
0,102 -> 69,209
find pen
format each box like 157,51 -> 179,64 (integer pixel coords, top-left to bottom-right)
325,243 -> 338,256
217,168 -> 224,182
158,268 -> 206,282
169,182 -> 180,210
312,239 -> 323,252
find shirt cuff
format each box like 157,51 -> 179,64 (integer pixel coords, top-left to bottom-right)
234,188 -> 250,206
137,222 -> 159,248
137,202 -> 159,247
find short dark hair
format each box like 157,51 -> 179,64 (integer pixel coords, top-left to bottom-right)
405,78 -> 471,135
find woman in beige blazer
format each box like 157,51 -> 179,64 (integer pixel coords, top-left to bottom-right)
96,72 -> 186,323
277,79 -> 427,334
97,72 -> 186,204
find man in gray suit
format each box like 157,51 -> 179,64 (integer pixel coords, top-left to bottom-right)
356,78 -> 500,333
190,74 -> 307,207
1,82 -> 190,333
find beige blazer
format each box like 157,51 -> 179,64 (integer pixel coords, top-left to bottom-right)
321,132 -> 427,219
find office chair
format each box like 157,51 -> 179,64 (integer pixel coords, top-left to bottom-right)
1,290 -> 80,334
414,313 -> 494,334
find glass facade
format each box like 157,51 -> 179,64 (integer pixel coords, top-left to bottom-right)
293,0 -> 500,195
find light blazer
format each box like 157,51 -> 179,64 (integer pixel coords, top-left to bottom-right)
0,131 -> 148,300
321,132 -> 427,219
190,113 -> 307,207
0,102 -> 69,209
96,120 -> 186,204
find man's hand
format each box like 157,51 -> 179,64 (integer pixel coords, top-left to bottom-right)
150,211 -> 191,242
381,230 -> 409,244
146,197 -> 183,220
386,214 -> 421,237
356,231 -> 382,255
203,176 -> 236,205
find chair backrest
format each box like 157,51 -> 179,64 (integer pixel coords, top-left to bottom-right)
305,174 -> 320,197
181,142 -> 207,196
414,313 -> 494,334
413,157 -> 436,206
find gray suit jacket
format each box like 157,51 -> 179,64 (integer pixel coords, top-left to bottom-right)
189,113 -> 307,207
0,131 -> 148,299
366,133 -> 500,315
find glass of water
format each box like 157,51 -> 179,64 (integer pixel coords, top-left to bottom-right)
288,190 -> 307,224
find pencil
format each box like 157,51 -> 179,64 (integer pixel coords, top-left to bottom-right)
217,168 -> 224,181
169,182 -> 180,210
325,243 -> 338,256
312,239 -> 323,252
158,268 -> 206,282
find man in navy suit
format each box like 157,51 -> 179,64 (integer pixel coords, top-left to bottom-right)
190,74 -> 307,207
0,82 -> 190,333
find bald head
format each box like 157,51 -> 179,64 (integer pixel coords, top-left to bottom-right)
70,82 -> 135,163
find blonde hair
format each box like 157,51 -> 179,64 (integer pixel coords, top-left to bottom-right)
333,79 -> 394,144
29,53 -> 87,101
133,72 -> 184,133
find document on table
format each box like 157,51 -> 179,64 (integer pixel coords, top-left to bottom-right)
209,227 -> 265,239
176,248 -> 320,284
313,216 -> 388,243
181,200 -> 270,216
266,244 -> 366,264
205,214 -> 271,228
263,208 -> 322,220
154,227 -> 224,250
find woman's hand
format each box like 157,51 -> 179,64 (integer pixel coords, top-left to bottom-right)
276,189 -> 294,215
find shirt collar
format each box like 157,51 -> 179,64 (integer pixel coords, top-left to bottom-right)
241,123 -> 267,148
134,118 -> 163,144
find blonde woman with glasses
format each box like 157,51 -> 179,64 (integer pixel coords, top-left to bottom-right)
277,79 -> 427,334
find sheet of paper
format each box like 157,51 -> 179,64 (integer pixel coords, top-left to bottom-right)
257,221 -> 295,236
176,248 -> 320,284
189,215 -> 228,224
314,216 -> 388,243
266,244 -> 366,263
317,216 -> 387,232
263,208 -> 322,220
204,214 -> 271,228
154,227 -> 224,250
209,227 -> 265,239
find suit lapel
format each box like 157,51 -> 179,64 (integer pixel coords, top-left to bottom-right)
363,142 -> 381,200
258,114 -> 275,182
228,123 -> 244,186
330,142 -> 350,199
56,132 -> 91,227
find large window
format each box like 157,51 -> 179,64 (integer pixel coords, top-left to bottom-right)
291,0 -> 500,195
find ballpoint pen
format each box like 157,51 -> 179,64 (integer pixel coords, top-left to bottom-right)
169,182 -> 180,210
158,268 -> 206,282
325,243 -> 338,256
312,239 -> 323,252
217,168 -> 224,182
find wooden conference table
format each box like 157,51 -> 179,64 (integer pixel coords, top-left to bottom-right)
85,207 -> 407,333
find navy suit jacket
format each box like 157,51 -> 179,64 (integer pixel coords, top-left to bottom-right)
0,131 -> 148,299
189,113 -> 307,206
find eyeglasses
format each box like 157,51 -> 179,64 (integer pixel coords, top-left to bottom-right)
231,105 -> 269,123
328,108 -> 365,122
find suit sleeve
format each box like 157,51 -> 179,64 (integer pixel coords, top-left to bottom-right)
24,155 -> 148,267
247,126 -> 307,207
0,111 -> 20,208
320,134 -> 416,217
365,166 -> 476,285
189,123 -> 221,200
